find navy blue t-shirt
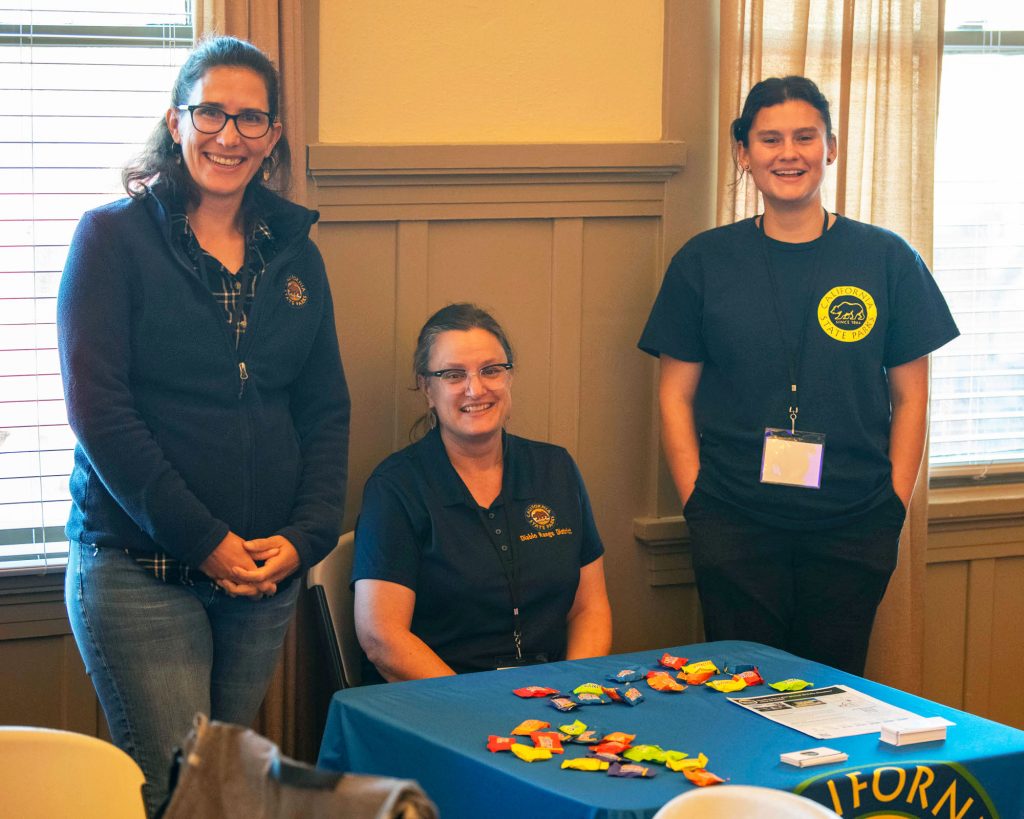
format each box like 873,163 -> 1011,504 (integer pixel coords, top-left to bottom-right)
352,428 -> 604,675
638,215 -> 959,528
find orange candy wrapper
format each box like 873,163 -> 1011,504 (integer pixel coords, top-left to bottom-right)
511,719 -> 551,736
733,668 -> 764,686
677,669 -> 715,685
486,735 -> 515,753
647,671 -> 687,692
683,767 -> 726,787
601,732 -> 636,745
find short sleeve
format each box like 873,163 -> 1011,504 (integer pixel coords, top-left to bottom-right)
884,245 -> 960,367
571,459 -> 605,566
637,242 -> 707,362
350,473 -> 421,591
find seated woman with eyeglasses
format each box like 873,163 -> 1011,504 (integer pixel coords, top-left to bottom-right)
352,303 -> 612,682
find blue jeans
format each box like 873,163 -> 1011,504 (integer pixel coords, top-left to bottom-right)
65,541 -> 300,817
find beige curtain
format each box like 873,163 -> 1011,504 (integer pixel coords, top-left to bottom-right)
195,0 -> 317,758
718,0 -> 945,693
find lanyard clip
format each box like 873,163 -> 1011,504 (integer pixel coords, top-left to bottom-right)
789,406 -> 798,435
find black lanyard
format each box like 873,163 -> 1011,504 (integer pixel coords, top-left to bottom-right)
473,501 -> 524,661
758,208 -> 829,432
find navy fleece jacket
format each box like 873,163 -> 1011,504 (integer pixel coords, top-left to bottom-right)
57,183 -> 350,571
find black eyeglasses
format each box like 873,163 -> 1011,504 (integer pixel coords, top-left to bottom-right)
425,363 -> 514,387
177,104 -> 274,138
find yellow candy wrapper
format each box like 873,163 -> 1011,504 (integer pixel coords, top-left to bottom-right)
666,753 -> 709,772
510,743 -> 552,762
662,750 -> 689,765
704,678 -> 747,693
680,660 -> 719,675
573,682 -> 606,696
561,758 -> 610,772
559,719 -> 588,737
769,678 -> 814,692
511,719 -> 551,736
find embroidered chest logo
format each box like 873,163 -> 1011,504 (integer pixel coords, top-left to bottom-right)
817,285 -> 877,343
525,504 -> 556,531
284,276 -> 308,308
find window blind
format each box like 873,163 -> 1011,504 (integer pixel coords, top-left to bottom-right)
0,2 -> 192,575
930,10 -> 1024,469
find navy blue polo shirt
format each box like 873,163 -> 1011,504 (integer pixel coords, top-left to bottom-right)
352,427 -> 604,676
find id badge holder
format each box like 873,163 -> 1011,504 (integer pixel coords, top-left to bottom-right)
495,654 -> 549,670
760,428 -> 825,489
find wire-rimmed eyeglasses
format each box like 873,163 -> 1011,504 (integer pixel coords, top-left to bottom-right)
424,363 -> 513,388
177,104 -> 274,139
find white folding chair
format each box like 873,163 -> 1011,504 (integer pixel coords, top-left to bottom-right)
307,531 -> 362,689
0,726 -> 146,819
653,784 -> 841,818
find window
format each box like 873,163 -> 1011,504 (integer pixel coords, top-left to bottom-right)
0,2 -> 192,574
931,0 -> 1024,472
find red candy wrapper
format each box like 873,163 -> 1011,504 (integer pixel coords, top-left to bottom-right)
513,685 -> 560,698
487,735 -> 514,753
592,740 -> 631,755
601,686 -> 623,702
660,652 -> 688,670
530,731 -> 565,754
733,668 -> 764,686
684,768 -> 726,787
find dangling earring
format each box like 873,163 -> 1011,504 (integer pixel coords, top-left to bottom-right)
261,157 -> 273,183
428,408 -> 437,430
173,143 -> 182,166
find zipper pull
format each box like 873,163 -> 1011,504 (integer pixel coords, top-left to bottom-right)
238,361 -> 249,398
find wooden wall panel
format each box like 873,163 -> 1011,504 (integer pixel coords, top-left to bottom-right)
922,561 -> 968,709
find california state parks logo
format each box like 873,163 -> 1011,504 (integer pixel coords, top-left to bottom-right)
817,285 -> 877,343
284,275 -> 308,308
525,504 -> 556,531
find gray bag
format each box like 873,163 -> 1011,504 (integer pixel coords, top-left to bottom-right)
159,714 -> 437,819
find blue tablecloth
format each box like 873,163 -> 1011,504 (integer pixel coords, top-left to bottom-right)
318,640 -> 1024,819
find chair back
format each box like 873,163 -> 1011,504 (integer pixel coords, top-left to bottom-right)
307,530 -> 361,688
0,726 -> 146,819
653,784 -> 841,818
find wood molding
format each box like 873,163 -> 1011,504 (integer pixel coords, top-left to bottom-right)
308,142 -> 687,221
633,515 -> 694,587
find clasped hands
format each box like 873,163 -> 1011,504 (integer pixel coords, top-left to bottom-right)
199,531 -> 300,599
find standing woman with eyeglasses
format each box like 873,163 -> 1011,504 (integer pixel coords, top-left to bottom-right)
352,303 -> 612,683
58,36 -> 349,815
639,76 -> 958,676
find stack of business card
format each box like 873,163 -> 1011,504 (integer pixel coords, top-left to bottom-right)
879,717 -> 953,746
780,747 -> 849,768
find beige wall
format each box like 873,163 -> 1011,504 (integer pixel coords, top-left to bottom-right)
318,0 -> 664,143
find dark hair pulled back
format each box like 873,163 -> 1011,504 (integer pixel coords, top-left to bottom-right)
731,75 -> 833,147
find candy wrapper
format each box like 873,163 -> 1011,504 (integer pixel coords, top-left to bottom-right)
530,731 -> 565,754
677,669 -> 715,685
770,678 -> 814,692
659,652 -> 688,670
680,660 -> 719,676
666,752 -> 709,772
559,720 -> 588,737
592,740 -> 631,755
549,696 -> 578,712
561,758 -> 610,772
704,678 -> 747,693
573,682 -> 606,696
683,767 -> 725,786
601,732 -> 636,745
486,735 -> 514,753
510,743 -> 552,763
647,671 -> 686,693
601,686 -> 623,702
622,687 -> 645,706
623,744 -> 667,764
608,762 -> 657,778
733,668 -> 764,686
573,729 -> 602,745
513,685 -> 560,698
606,665 -> 645,683
573,691 -> 612,706
512,719 -> 550,736
588,750 -> 624,763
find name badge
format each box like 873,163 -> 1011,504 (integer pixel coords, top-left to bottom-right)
760,428 -> 825,489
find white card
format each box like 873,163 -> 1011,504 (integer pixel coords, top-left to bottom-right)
761,428 -> 825,489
